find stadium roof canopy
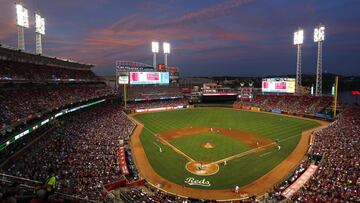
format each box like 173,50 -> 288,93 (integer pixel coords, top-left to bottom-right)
116,60 -> 154,72
0,45 -> 94,70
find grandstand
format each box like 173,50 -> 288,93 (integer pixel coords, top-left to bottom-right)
1,44 -> 359,202
0,2 -> 359,201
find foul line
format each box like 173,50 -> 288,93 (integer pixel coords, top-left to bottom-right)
210,142 -> 277,165
143,127 -> 195,162
153,142 -> 162,150
259,151 -> 273,157
157,136 -> 195,162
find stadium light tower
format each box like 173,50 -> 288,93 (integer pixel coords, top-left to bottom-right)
314,24 -> 325,96
15,3 -> 29,51
294,29 -> 304,94
151,41 -> 159,69
163,42 -> 170,69
35,13 -> 45,54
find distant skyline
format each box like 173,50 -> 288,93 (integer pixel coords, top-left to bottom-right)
0,0 -> 359,76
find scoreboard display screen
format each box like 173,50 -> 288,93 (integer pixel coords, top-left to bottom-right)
262,78 -> 295,93
129,72 -> 169,85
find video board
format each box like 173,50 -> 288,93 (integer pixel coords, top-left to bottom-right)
262,78 -> 295,93
129,72 -> 169,85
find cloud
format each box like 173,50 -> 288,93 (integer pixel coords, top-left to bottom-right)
82,0 -> 257,55
0,3 -> 17,41
50,0 -> 257,73
156,0 -> 255,28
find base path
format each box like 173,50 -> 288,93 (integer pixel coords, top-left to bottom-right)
129,112 -> 329,201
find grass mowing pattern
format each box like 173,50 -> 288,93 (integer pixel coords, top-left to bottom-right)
171,132 -> 249,162
134,108 -> 319,189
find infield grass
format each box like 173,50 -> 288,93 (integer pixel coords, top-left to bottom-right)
134,108 -> 319,189
171,132 -> 249,162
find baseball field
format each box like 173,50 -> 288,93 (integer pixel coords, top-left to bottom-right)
130,108 -> 326,199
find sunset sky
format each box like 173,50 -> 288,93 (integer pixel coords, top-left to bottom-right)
0,0 -> 359,76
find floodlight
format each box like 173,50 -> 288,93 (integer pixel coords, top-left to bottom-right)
293,29 -> 304,45
163,42 -> 170,54
152,41 -> 159,53
35,14 -> 45,35
314,26 -> 325,42
16,4 -> 29,28
16,4 -> 23,26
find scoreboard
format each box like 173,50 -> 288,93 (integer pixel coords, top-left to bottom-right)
262,78 -> 295,93
129,72 -> 169,85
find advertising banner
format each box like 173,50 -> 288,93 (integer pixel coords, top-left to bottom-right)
282,165 -> 318,199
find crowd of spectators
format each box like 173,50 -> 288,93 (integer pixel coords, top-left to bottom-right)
0,84 -> 114,136
290,106 -> 360,202
122,85 -> 183,101
127,99 -> 188,110
120,187 -> 179,203
265,106 -> 360,202
0,60 -> 98,81
235,94 -> 333,115
3,102 -> 136,201
267,160 -> 311,201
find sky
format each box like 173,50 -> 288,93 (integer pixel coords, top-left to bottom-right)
0,0 -> 359,77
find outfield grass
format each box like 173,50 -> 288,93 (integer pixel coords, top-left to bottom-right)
171,132 -> 249,162
134,108 -> 319,189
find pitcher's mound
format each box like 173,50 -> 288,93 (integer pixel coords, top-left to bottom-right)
186,161 -> 219,176
202,142 -> 215,149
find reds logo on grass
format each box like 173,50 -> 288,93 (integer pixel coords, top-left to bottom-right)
185,177 -> 211,187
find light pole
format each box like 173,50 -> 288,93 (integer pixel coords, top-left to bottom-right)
15,3 -> 29,51
314,25 -> 325,96
163,42 -> 170,69
294,29 -> 304,94
152,41 -> 159,69
35,13 -> 45,54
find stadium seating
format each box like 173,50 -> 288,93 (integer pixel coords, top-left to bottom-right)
0,84 -> 113,130
234,94 -> 333,115
122,85 -> 183,101
268,106 -> 360,202
291,106 -> 360,202
3,102 -> 135,201
0,60 -> 98,81
127,99 -> 188,110
120,187 -> 177,203
0,56 -> 115,142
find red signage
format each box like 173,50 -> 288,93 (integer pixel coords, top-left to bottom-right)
352,91 -> 360,95
263,81 -> 268,88
158,64 -> 166,72
118,147 -> 129,175
275,82 -> 287,89
146,73 -> 159,80
168,67 -> 179,73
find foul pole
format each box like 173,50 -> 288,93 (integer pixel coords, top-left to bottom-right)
124,83 -> 127,110
333,76 -> 338,118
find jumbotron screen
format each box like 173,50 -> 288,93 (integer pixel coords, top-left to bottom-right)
262,78 -> 295,93
129,72 -> 169,85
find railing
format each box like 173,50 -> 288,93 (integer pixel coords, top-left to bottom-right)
0,173 -> 101,203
